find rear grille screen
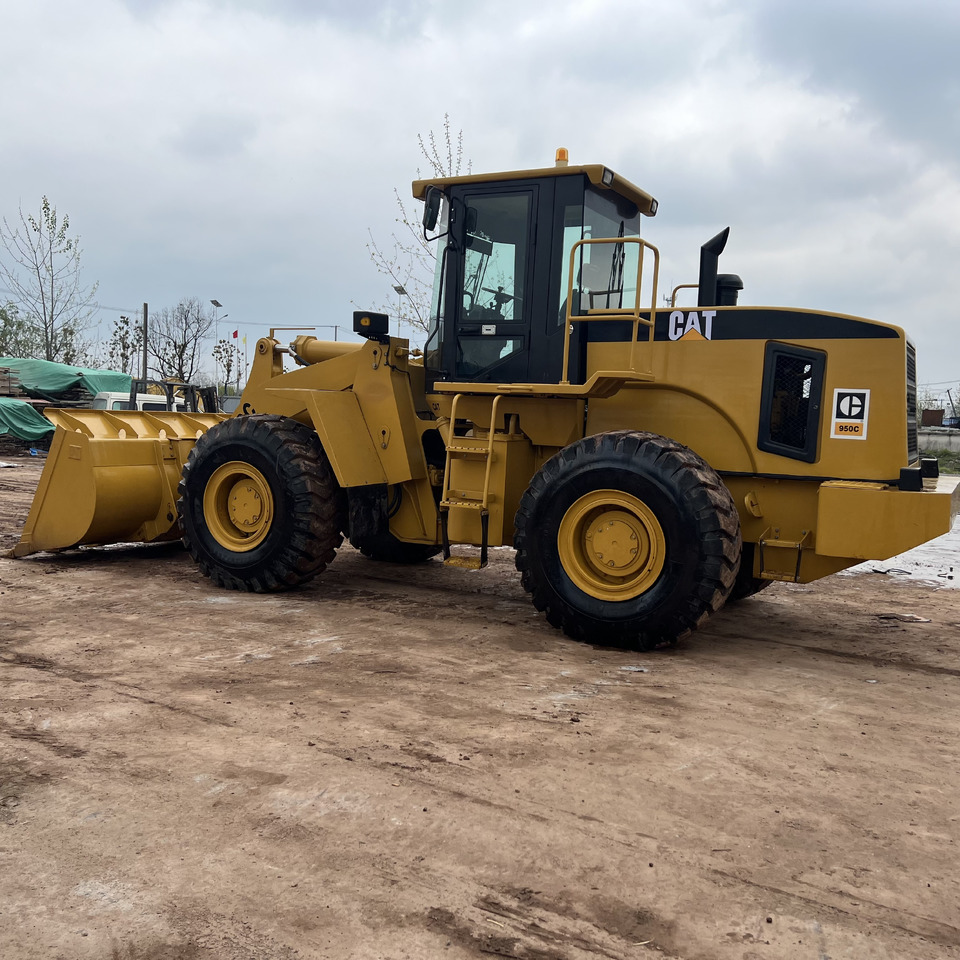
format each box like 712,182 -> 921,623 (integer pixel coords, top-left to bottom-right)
758,343 -> 827,463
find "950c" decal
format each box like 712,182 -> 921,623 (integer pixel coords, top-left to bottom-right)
830,389 -> 870,440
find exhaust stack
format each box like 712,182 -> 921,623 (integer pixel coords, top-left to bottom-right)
698,227 -> 730,307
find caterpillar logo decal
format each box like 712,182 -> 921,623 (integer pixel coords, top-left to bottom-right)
668,310 -> 716,341
831,388 -> 870,440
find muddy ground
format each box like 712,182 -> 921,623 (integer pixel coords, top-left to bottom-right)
1,454 -> 959,960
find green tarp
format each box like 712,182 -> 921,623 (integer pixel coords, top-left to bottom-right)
0,397 -> 55,441
0,357 -> 131,401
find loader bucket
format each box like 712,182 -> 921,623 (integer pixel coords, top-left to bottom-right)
13,408 -> 225,558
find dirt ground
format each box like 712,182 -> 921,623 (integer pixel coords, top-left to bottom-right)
2,454 -> 959,960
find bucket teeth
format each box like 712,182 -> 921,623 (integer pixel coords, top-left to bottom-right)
13,410 -> 224,557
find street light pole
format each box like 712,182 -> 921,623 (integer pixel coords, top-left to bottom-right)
210,299 -> 226,390
392,284 -> 407,337
142,302 -> 148,382
210,299 -> 223,347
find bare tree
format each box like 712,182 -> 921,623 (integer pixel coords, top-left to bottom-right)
148,298 -> 214,383
0,197 -> 98,363
364,116 -> 470,335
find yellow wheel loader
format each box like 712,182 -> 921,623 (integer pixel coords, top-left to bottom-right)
14,151 -> 960,649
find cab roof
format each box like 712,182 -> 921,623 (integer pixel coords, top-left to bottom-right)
412,161 -> 658,217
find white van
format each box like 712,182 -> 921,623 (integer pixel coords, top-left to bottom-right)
91,391 -> 186,412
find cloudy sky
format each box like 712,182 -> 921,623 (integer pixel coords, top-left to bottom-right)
1,0 -> 958,395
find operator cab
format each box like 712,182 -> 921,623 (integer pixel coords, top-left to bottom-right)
415,152 -> 658,389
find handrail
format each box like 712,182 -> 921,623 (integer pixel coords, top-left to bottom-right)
670,282 -> 699,308
480,394 -> 502,510
439,393 -> 464,507
440,393 -> 502,512
560,236 -> 660,385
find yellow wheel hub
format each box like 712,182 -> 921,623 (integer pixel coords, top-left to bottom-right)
203,461 -> 274,552
557,489 -> 666,601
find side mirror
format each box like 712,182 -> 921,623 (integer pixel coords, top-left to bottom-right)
423,187 -> 442,232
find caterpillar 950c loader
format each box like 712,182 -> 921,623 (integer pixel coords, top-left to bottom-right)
15,150 -> 960,649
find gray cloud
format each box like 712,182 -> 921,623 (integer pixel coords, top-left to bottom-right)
169,112 -> 259,160
123,0 -> 434,34
747,0 -> 960,161
1,0 -> 958,389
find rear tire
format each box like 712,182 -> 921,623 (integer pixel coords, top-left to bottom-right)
178,415 -> 345,591
728,543 -> 773,601
514,430 -> 741,649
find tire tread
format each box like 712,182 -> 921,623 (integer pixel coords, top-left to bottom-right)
178,415 -> 345,592
514,430 -> 741,649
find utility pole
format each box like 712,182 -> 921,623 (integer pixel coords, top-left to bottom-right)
142,303 -> 148,381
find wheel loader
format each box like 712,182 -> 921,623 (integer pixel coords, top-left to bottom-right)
14,150 -> 960,649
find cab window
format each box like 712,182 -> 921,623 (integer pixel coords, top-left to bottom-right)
557,186 -> 642,322
461,193 -> 529,323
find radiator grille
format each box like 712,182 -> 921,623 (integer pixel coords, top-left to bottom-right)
906,342 -> 918,462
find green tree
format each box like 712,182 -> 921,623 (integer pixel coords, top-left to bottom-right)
106,314 -> 144,377
0,197 -> 98,363
364,116 -> 470,336
212,338 -> 243,392
148,297 -> 214,383
0,302 -> 42,358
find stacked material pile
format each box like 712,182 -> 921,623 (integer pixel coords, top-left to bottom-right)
0,357 -> 131,405
0,397 -> 55,445
0,366 -> 23,397
0,362 -> 52,449
0,358 -> 129,450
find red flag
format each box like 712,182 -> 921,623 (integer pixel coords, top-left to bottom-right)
232,329 -> 238,339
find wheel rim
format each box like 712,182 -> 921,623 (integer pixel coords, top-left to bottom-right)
557,489 -> 666,601
203,461 -> 274,552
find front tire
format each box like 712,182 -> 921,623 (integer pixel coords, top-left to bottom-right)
514,431 -> 741,648
178,415 -> 345,591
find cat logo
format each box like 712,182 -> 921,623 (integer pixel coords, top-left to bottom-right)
668,310 -> 716,341
830,388 -> 870,440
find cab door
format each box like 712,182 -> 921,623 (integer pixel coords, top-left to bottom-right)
440,181 -> 554,384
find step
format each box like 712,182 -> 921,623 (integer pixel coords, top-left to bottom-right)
758,528 -> 810,583
445,444 -> 493,456
440,496 -> 491,509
